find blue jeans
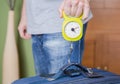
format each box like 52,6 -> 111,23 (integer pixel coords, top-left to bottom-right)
32,24 -> 87,76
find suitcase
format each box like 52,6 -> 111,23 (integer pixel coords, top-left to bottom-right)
12,63 -> 120,84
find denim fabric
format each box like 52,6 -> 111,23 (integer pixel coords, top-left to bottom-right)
79,23 -> 88,62
31,24 -> 87,76
12,68 -> 120,84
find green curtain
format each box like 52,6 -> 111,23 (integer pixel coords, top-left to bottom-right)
0,0 -> 35,83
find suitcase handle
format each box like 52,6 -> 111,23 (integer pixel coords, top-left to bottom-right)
46,63 -> 83,81
60,63 -> 88,72
46,63 -> 103,81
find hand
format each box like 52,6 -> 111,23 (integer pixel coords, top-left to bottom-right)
59,0 -> 90,19
18,17 -> 31,39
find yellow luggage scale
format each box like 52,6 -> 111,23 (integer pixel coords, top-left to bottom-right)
62,12 -> 83,42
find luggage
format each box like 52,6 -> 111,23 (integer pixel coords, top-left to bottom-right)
12,63 -> 120,84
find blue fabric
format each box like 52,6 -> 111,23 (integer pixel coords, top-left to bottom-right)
12,69 -> 120,84
31,24 -> 87,76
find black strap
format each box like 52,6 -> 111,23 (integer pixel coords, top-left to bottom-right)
46,63 -> 103,81
61,63 -> 103,78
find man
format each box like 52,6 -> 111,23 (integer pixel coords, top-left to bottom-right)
18,0 -> 91,76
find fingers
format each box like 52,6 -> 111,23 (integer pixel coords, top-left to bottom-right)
59,0 -> 90,18
64,0 -> 71,16
59,1 -> 64,18
75,1 -> 84,17
71,0 -> 79,16
18,23 -> 31,39
25,33 -> 31,39
82,0 -> 90,20
59,8 -> 63,18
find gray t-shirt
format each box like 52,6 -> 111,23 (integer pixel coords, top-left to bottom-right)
26,0 -> 63,34
26,0 -> 93,34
